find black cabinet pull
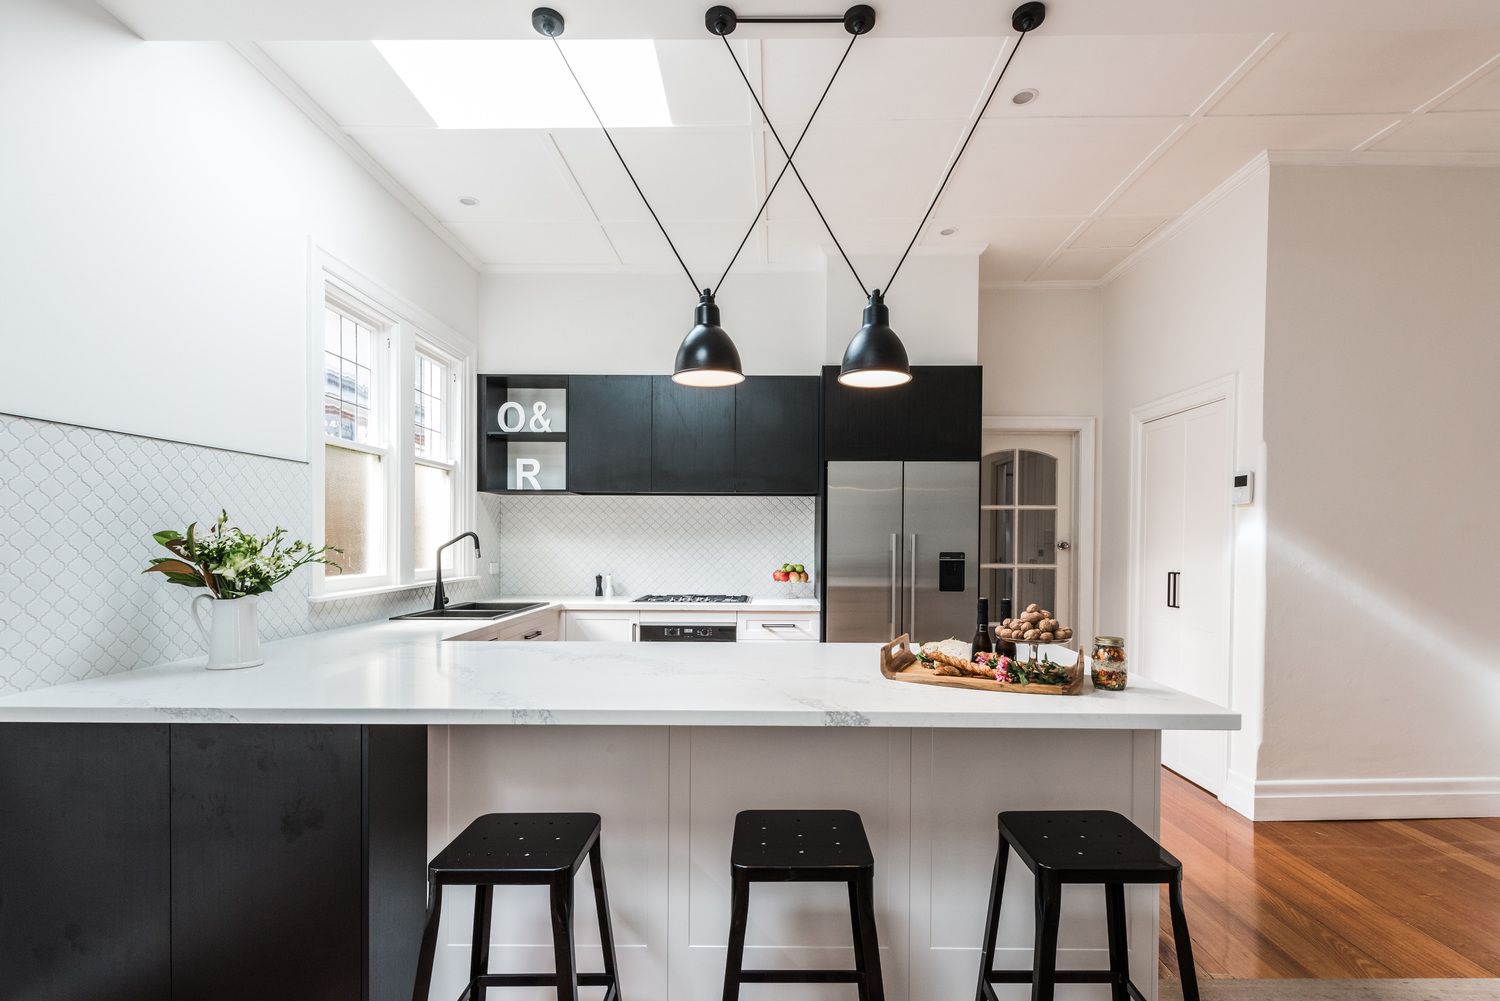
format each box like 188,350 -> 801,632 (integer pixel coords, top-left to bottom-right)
1166,572 -> 1181,609
522,630 -> 543,640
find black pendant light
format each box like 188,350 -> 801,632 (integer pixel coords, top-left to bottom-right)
837,0 -> 1047,388
674,290 -> 744,387
534,8 -> 744,386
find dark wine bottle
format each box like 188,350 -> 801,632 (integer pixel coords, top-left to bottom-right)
996,597 -> 1018,658
972,597 -> 993,654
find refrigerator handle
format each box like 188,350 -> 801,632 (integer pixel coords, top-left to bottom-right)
908,533 -> 918,641
889,533 -> 900,639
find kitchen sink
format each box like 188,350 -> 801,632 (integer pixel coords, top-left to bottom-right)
391,601 -> 546,621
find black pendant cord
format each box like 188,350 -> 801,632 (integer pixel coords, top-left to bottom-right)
883,24 -> 1033,297
719,33 -> 869,297
547,36 -> 701,297
713,32 -> 859,296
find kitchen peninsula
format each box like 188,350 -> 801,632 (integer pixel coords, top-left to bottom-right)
0,619 -> 1237,1001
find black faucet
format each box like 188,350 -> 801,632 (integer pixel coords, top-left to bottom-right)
432,532 -> 482,611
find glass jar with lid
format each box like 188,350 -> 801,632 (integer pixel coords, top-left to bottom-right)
1090,636 -> 1127,691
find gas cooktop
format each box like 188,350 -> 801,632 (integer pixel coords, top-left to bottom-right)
634,594 -> 750,604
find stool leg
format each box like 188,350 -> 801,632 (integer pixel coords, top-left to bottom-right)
847,880 -> 869,1001
550,875 -> 580,1001
471,885 -> 493,1000
1104,883 -> 1128,1001
1168,875 -> 1200,1001
1029,875 -> 1060,1001
854,871 -> 886,1001
411,878 -> 444,1001
589,840 -> 622,1001
975,843 -> 1009,1001
721,872 -> 750,1001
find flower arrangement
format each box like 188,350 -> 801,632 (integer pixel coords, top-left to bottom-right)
144,511 -> 339,599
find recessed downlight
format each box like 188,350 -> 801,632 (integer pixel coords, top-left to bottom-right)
458,196 -> 480,206
939,227 -> 958,237
1011,88 -> 1039,105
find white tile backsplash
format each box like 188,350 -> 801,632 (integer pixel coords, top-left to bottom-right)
495,494 -> 816,599
0,414 -> 500,695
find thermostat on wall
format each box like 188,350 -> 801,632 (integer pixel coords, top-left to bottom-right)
1232,471 -> 1254,505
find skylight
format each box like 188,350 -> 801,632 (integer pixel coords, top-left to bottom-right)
374,40 -> 672,129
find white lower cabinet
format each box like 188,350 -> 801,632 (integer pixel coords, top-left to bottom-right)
736,612 -> 819,642
563,610 -> 639,642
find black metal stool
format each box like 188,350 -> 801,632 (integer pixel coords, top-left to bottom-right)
976,810 -> 1200,1001
412,812 -> 621,1001
722,809 -> 885,1001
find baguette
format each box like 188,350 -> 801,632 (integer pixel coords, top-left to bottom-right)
926,649 -> 993,678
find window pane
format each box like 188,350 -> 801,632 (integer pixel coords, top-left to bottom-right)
415,351 -> 449,461
982,509 -> 1013,565
325,445 -> 383,577
413,463 -> 453,572
1017,509 -> 1056,565
1019,449 -> 1058,505
324,305 -> 381,446
983,569 -> 1015,622
984,450 -> 1015,506
1017,568 -> 1055,618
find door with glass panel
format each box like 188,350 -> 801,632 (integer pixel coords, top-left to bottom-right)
979,434 -> 1074,636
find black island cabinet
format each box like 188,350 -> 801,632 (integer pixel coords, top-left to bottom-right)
0,723 -> 426,1001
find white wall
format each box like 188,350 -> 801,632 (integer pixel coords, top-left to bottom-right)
979,288 -> 1104,418
0,0 -> 477,460
478,271 -> 824,374
1100,167 -> 1270,813
825,251 -> 981,366
1257,163 -> 1500,818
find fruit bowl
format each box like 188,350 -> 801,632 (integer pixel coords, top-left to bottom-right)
770,562 -> 812,598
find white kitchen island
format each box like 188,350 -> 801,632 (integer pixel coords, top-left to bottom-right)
0,618 -> 1237,1001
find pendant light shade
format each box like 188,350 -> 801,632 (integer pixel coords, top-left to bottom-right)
673,290 -> 745,387
838,290 -> 911,388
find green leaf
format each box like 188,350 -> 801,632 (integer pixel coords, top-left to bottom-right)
153,530 -> 184,547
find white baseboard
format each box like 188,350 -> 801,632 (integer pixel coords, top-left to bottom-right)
1250,775 -> 1500,821
1219,769 -> 1258,819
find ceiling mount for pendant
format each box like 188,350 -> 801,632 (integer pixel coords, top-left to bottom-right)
705,4 -> 875,37
532,6 -> 564,37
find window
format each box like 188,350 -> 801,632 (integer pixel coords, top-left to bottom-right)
323,299 -> 390,583
980,448 -> 1061,624
413,347 -> 458,575
315,270 -> 473,597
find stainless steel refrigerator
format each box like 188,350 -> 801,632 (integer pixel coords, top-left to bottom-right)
824,461 -> 979,643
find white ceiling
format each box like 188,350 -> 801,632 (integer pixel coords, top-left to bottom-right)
104,1 -> 1500,284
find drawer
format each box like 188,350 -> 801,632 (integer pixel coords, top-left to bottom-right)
492,609 -> 562,642
736,613 -> 819,642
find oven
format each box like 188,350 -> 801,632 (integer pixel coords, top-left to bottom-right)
637,623 -> 738,642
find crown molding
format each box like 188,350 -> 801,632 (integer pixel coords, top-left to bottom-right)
981,280 -> 1102,291
230,42 -> 484,273
1267,149 -> 1500,167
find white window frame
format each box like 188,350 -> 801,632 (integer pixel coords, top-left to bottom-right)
307,247 -> 476,601
412,339 -> 464,581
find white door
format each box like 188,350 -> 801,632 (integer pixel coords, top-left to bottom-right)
1138,400 -> 1232,795
980,433 -> 1075,634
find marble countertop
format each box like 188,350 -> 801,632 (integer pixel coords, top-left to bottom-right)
0,615 -> 1238,729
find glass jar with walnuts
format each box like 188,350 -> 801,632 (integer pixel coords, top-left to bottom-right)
1090,636 -> 1128,691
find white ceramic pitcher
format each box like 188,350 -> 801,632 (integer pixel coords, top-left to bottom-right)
191,594 -> 264,670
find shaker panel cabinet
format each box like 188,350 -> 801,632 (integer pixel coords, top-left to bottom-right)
734,376 -> 820,495
568,376 -> 653,493
651,375 -> 736,493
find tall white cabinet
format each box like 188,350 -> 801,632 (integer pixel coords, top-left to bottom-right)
1137,399 -> 1233,795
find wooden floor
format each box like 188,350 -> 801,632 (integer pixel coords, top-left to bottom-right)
1157,768 -> 1500,980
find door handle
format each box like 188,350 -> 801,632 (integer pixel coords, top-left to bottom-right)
1167,571 -> 1180,609
889,533 -> 900,639
908,533 -> 918,641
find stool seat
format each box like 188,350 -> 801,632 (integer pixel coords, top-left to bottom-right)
977,810 -> 1200,1001
732,809 -> 873,877
431,812 -> 600,883
998,810 -> 1180,882
412,812 -> 620,1001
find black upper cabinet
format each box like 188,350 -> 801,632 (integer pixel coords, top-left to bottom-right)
651,376 -> 736,493
568,376 -> 653,493
822,364 -> 981,461
734,376 -> 819,495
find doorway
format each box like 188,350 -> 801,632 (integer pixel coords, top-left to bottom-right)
1134,397 -> 1233,796
981,431 -> 1077,638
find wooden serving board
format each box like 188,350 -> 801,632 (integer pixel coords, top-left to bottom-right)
879,635 -> 1084,696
